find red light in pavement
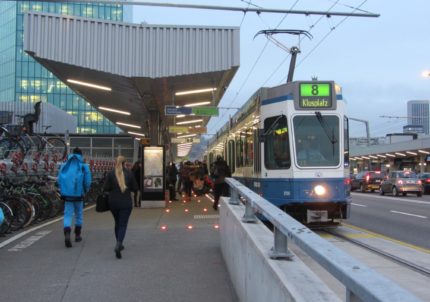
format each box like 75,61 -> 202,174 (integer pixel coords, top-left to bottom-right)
203,208 -> 208,212
161,225 -> 168,231
165,209 -> 170,213
168,200 -> 172,204
184,208 -> 189,213
213,224 -> 220,229
197,200 -> 201,203
187,225 -> 193,230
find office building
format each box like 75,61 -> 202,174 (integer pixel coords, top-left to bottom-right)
407,100 -> 430,135
0,1 -> 129,134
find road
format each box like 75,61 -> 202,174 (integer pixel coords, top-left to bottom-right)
347,192 -> 430,249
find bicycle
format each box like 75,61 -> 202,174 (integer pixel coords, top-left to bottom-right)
0,103 -> 67,163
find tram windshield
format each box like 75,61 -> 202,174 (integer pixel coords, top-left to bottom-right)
264,115 -> 291,169
293,115 -> 340,167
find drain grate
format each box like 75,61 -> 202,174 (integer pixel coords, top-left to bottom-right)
193,214 -> 219,219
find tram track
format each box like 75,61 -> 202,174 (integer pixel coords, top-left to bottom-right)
324,229 -> 430,278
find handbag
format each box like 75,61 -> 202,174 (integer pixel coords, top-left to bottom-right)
96,193 -> 110,212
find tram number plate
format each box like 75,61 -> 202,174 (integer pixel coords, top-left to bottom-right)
307,210 -> 329,223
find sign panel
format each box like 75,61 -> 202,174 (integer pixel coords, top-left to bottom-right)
298,83 -> 333,109
191,107 -> 219,116
192,138 -> 201,143
169,126 -> 189,133
143,146 -> 164,192
165,106 -> 192,116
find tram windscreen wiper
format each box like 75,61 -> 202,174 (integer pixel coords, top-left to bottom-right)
263,115 -> 284,135
315,112 -> 337,156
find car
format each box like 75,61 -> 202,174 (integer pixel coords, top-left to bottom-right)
379,171 -> 423,197
417,173 -> 430,194
350,171 -> 385,192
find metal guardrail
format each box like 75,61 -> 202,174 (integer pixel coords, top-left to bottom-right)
225,177 -> 422,302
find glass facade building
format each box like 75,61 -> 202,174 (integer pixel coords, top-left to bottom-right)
407,100 -> 430,135
0,1 -> 125,134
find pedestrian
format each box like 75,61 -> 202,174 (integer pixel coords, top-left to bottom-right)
103,155 -> 138,259
211,156 -> 231,211
166,161 -> 178,201
58,147 -> 92,248
131,161 -> 141,207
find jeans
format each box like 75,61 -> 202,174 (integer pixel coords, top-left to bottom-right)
110,208 -> 132,243
63,201 -> 83,228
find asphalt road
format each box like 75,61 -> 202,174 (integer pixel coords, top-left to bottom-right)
348,192 -> 430,249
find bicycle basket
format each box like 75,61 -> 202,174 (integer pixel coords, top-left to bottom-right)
5,125 -> 23,136
0,111 -> 13,125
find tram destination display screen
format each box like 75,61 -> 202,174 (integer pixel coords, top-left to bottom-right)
298,83 -> 333,109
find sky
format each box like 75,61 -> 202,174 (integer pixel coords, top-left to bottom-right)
130,0 -> 430,138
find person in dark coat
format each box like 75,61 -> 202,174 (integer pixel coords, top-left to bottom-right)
211,156 -> 231,211
103,155 -> 138,259
131,161 -> 141,207
166,162 -> 178,201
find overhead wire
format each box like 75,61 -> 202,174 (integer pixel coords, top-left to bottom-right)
208,0 -> 301,134
260,0 -> 340,87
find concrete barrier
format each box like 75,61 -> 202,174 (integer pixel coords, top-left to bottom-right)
219,197 -> 341,302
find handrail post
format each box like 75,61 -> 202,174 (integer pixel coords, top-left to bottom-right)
229,186 -> 240,205
241,199 -> 257,223
346,289 -> 362,302
269,226 -> 294,260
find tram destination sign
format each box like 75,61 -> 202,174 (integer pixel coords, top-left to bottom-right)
298,83 -> 334,109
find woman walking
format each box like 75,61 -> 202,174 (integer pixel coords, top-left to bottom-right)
103,156 -> 138,259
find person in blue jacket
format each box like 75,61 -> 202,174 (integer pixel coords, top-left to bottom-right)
58,147 -> 92,248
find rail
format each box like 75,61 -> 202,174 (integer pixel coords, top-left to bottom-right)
225,177 -> 421,302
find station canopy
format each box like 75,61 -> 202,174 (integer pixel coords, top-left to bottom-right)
23,12 -> 240,148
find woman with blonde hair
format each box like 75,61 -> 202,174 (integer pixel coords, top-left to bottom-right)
103,156 -> 138,259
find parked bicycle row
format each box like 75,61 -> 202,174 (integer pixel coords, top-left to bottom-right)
0,177 -> 104,237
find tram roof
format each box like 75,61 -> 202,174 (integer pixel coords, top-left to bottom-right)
23,12 -> 239,144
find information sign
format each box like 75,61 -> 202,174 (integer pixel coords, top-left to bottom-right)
165,106 -> 192,115
298,83 -> 333,109
191,107 -> 218,116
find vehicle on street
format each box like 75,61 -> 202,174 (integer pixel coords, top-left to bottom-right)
417,172 -> 430,194
351,171 -> 385,192
379,171 -> 423,197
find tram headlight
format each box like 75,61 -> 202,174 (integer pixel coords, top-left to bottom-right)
313,185 -> 327,196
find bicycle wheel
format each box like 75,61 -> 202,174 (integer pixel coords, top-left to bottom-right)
8,197 -> 33,231
45,137 -> 67,162
0,138 -> 26,161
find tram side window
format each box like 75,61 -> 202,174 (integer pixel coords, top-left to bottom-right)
228,140 -> 235,173
264,115 -> 291,169
244,128 -> 254,167
344,116 -> 349,167
235,136 -> 244,167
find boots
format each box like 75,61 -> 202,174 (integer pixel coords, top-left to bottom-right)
75,226 -> 82,242
114,242 -> 123,259
64,227 -> 72,248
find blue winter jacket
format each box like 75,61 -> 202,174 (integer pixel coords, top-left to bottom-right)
58,153 -> 92,201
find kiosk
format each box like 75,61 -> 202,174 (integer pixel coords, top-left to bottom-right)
140,145 -> 166,208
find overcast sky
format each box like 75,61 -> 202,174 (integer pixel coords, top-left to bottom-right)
131,0 -> 430,138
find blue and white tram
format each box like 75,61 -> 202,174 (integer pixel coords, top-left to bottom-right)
206,81 -> 351,225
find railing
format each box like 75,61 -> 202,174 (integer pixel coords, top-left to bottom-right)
225,177 -> 421,302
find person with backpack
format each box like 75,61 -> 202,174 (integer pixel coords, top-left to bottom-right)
211,156 -> 231,211
58,147 -> 92,248
103,155 -> 138,259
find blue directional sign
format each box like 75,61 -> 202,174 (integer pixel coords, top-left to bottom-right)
165,106 -> 192,115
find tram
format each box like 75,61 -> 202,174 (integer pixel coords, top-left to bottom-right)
206,81 -> 351,225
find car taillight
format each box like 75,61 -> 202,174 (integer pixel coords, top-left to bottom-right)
397,180 -> 403,185
344,178 -> 351,185
417,180 -> 422,185
426,178 -> 430,183
365,175 -> 370,183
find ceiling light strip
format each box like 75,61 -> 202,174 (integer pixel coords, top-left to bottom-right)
116,122 -> 141,129
175,88 -> 216,96
67,79 -> 111,91
128,131 -> 146,137
99,106 -> 131,115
